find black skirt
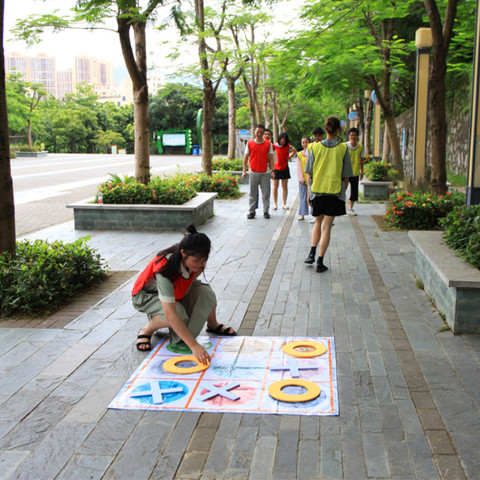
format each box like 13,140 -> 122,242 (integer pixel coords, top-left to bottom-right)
311,195 -> 346,217
273,167 -> 291,180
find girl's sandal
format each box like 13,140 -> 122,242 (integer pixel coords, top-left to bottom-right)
136,334 -> 152,351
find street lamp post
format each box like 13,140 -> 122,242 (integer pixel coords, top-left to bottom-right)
371,91 -> 381,160
413,27 -> 433,187
467,3 -> 480,205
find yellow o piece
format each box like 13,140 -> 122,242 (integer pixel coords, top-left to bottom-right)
282,340 -> 327,358
163,355 -> 209,374
268,379 -> 321,403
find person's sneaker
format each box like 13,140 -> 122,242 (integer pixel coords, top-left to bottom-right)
264,212 -> 270,219
247,213 -> 255,219
309,217 -> 316,224
298,215 -> 304,220
316,263 -> 329,273
304,252 -> 315,264
347,208 -> 357,216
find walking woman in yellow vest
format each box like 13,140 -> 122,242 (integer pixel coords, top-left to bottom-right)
304,117 -> 353,272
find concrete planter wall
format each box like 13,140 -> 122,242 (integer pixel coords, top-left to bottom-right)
361,179 -> 393,200
67,192 -> 217,231
409,231 -> 480,334
14,151 -> 48,158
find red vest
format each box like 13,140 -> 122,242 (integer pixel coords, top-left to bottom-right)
273,144 -> 290,170
132,256 -> 195,300
248,140 -> 271,172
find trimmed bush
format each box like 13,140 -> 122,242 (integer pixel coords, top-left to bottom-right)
364,161 -> 399,181
0,238 -> 108,317
212,157 -> 244,171
96,174 -> 196,205
385,190 -> 465,230
440,205 -> 480,270
176,172 -> 240,198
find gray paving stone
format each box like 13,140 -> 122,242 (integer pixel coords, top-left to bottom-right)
248,435 -> 277,480
57,454 -> 114,480
363,432 -> 391,478
10,422 -> 95,480
0,450 -> 30,480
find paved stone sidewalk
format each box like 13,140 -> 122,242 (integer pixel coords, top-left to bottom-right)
0,178 -> 479,479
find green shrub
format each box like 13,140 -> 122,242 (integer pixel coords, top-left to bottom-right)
16,145 -> 42,152
385,190 -> 465,230
176,172 -> 240,198
440,205 -> 480,269
362,154 -> 373,165
212,157 -> 244,171
364,161 -> 399,181
97,174 -> 196,205
0,238 -> 108,317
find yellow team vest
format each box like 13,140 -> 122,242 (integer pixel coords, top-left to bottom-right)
298,151 -> 309,184
310,142 -> 347,195
347,142 -> 363,176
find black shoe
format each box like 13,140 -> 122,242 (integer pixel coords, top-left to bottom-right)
316,263 -> 328,273
264,212 -> 270,219
304,252 -> 315,264
247,213 -> 255,219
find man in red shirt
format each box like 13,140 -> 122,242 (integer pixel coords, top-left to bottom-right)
242,124 -> 275,219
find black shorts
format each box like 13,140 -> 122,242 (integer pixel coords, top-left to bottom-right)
311,195 -> 346,217
273,167 -> 291,180
349,176 -> 359,202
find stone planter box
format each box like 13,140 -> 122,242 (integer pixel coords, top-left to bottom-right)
409,230 -> 480,334
67,192 -> 217,231
14,151 -> 48,158
361,179 -> 393,200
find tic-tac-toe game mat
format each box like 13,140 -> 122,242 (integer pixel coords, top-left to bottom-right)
109,336 -> 338,416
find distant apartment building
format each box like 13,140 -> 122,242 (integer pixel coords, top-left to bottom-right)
6,52 -> 116,100
6,52 -> 57,97
73,55 -> 114,92
56,70 -> 74,99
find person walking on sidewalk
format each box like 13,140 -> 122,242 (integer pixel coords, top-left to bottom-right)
304,116 -> 353,272
345,127 -> 364,216
132,225 -> 236,363
297,136 -> 311,220
272,132 -> 296,211
242,124 -> 275,219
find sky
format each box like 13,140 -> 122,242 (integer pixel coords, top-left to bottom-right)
4,0 -> 303,74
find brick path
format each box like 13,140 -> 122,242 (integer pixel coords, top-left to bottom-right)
1,171 -> 479,479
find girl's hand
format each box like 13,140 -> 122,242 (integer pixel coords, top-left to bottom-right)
192,343 -> 210,365
299,179 -> 306,185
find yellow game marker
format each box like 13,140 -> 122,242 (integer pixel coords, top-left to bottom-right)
268,379 -> 321,403
163,355 -> 209,374
282,340 -> 327,358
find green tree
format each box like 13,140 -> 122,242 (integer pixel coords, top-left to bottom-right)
93,129 -> 125,153
13,0 -> 167,184
0,0 -> 15,254
424,0 -> 461,194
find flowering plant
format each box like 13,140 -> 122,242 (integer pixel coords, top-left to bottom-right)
364,161 -> 398,181
385,190 -> 465,230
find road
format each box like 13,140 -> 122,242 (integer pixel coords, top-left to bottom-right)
11,153 -> 203,236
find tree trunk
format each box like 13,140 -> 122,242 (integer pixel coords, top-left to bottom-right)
262,64 -> 270,128
0,0 -> 16,253
242,74 -> 256,132
117,16 -> 150,184
202,82 -> 215,174
271,91 -> 278,142
424,0 -> 458,195
226,76 -> 236,160
27,118 -> 32,148
428,61 -> 447,193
